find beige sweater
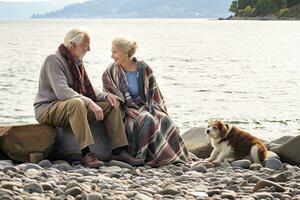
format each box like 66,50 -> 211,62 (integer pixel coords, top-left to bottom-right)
34,51 -> 106,121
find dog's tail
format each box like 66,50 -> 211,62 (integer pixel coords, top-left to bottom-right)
251,143 -> 268,164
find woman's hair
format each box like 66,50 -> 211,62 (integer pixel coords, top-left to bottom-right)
112,37 -> 138,58
64,26 -> 91,48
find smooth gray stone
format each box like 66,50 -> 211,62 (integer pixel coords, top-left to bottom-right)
266,151 -> 281,160
107,160 -> 133,170
227,185 -> 239,192
239,180 -> 248,187
73,169 -> 91,176
271,192 -> 283,199
2,166 -> 18,173
53,122 -> 111,162
11,196 -> 22,200
64,186 -> 82,197
135,193 -> 152,200
253,179 -> 285,192
247,175 -> 261,183
53,163 -> 73,171
173,170 -> 184,176
0,160 -> 13,166
50,198 -> 63,200
191,164 -> 207,173
0,189 -> 14,196
124,191 -> 138,198
101,166 -> 122,173
271,135 -> 294,145
24,168 -> 40,177
272,135 -> 300,165
181,165 -> 191,172
231,159 -> 251,169
82,192 -> 103,200
159,186 -> 181,196
0,195 -> 13,200
41,183 -> 53,190
64,181 -> 81,191
24,183 -> 44,193
271,172 -> 289,182
40,171 -> 49,179
249,163 -> 263,170
255,192 -> 275,199
221,193 -> 236,200
38,160 -> 53,168
109,172 -> 122,179
190,191 -> 208,198
54,189 -> 64,196
181,127 -> 212,159
265,158 -> 282,170
220,162 -> 231,169
17,163 -> 43,171
207,190 -> 221,197
0,182 -> 22,190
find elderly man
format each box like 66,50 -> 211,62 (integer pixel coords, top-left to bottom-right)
34,27 -> 143,168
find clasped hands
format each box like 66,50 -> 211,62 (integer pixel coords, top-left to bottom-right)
88,93 -> 121,121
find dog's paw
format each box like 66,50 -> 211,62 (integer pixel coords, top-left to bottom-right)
211,160 -> 221,166
204,158 -> 213,162
224,158 -> 235,162
212,160 -> 221,164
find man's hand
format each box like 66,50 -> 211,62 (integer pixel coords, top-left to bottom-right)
106,93 -> 121,108
88,101 -> 104,121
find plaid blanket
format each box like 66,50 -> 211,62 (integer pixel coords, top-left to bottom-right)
102,59 -> 191,166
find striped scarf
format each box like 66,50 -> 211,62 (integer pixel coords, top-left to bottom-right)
58,44 -> 96,101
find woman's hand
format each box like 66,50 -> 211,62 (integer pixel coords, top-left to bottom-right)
106,93 -> 121,108
126,108 -> 139,119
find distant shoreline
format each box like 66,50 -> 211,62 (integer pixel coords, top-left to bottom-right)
220,15 -> 300,20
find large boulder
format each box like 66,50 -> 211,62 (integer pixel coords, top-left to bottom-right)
50,121 -> 111,162
182,127 -> 212,159
271,135 -> 294,145
272,135 -> 300,166
269,135 -> 294,150
0,124 -> 56,163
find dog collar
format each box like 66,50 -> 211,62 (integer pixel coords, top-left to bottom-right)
218,125 -> 232,144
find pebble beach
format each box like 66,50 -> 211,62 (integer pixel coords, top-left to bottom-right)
1,157 -> 300,200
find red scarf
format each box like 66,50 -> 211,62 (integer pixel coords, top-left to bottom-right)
58,44 -> 96,101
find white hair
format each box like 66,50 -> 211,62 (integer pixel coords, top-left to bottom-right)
63,26 -> 91,48
112,36 -> 138,58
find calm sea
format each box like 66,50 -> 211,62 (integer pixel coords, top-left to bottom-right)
0,19 -> 299,140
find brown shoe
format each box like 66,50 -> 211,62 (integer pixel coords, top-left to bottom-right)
110,151 -> 144,166
81,152 -> 104,168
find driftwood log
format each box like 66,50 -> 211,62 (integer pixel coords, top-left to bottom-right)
0,124 -> 56,163
0,122 -> 111,163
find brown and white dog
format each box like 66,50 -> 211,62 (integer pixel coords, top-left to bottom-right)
205,120 -> 267,164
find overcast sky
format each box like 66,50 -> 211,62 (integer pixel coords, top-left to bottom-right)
0,0 -> 86,2
1,0 -> 57,1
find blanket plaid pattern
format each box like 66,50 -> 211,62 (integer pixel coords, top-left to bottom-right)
102,59 -> 191,167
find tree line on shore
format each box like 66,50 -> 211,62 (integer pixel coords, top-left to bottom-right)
229,0 -> 300,18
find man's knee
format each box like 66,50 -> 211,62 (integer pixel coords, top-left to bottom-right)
96,101 -> 119,112
67,98 -> 86,112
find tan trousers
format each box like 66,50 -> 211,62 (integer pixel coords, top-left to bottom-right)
38,98 -> 128,150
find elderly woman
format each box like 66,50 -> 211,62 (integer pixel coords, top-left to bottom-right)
102,37 -> 191,167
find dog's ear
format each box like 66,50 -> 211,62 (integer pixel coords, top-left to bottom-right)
219,122 -> 228,140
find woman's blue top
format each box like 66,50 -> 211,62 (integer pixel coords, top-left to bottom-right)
126,71 -> 139,99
